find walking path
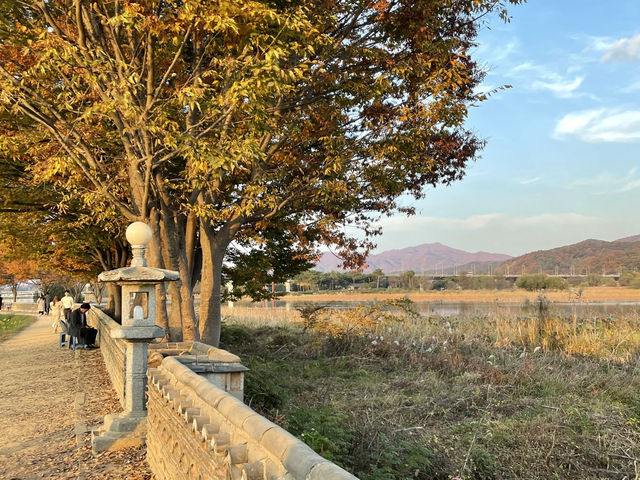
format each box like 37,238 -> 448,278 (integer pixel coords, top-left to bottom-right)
0,314 -> 152,479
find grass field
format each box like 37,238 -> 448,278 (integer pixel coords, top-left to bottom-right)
220,298 -> 640,480
0,314 -> 36,342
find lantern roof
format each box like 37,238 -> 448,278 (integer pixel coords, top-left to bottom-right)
98,266 -> 179,283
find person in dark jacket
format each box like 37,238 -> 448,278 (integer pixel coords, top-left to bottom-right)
68,303 -> 91,350
44,293 -> 51,315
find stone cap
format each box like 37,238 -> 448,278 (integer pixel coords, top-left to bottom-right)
98,266 -> 179,283
148,341 -> 243,363
174,355 -> 249,374
189,341 -> 242,363
111,325 -> 165,340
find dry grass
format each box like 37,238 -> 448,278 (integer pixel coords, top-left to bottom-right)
221,300 -> 640,480
278,286 -> 640,303
221,305 -> 301,328
223,300 -> 640,362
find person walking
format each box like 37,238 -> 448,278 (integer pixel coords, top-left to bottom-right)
60,290 -> 74,325
36,294 -> 45,315
44,293 -> 51,315
68,303 -> 91,350
50,295 -> 63,333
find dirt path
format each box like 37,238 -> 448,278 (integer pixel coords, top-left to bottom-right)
0,314 -> 153,479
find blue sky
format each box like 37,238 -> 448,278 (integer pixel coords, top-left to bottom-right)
373,0 -> 640,257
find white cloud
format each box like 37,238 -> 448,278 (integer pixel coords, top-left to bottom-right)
475,39 -> 520,70
518,177 -> 541,185
379,214 -> 503,232
379,213 -> 595,232
554,109 -> 640,142
602,34 -> 640,62
621,80 -> 640,93
509,62 -> 584,98
374,213 -> 627,256
531,76 -> 583,98
571,168 -> 640,194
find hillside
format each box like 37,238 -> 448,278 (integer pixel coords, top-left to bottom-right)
615,234 -> 640,243
496,238 -> 640,275
316,243 -> 511,274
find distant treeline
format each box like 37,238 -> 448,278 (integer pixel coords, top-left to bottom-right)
285,270 -> 631,293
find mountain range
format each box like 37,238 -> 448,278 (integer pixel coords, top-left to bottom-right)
496,237 -> 640,276
315,235 -> 640,275
315,243 -> 512,274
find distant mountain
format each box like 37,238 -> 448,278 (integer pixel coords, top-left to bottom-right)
496,238 -> 640,275
615,234 -> 640,243
315,243 -> 512,274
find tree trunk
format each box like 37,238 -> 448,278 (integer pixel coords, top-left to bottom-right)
158,220 -> 183,341
198,223 -> 231,347
158,206 -> 198,341
147,209 -> 171,337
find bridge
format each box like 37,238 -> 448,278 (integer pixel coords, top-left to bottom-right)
429,273 -> 621,281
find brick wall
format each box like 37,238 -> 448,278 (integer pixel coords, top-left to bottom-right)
147,356 -> 359,480
88,308 -> 126,406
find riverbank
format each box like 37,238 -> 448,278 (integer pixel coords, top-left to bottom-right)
221,302 -> 640,479
279,286 -> 640,304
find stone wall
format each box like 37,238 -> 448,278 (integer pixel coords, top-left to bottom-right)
88,308 -> 126,406
149,342 -> 248,400
89,308 -> 359,479
147,356 -> 359,480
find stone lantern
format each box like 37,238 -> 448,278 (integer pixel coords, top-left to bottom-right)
93,221 -> 179,451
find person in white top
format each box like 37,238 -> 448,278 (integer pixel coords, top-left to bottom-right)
51,295 -> 64,332
61,290 -> 74,325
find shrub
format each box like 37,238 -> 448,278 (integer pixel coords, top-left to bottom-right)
620,271 -> 640,288
219,322 -> 255,349
286,406 -> 353,464
468,446 -> 496,480
516,274 -> 567,291
304,299 -> 420,352
243,357 -> 294,412
363,434 -> 436,480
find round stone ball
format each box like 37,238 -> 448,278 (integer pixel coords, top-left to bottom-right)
126,222 -> 153,246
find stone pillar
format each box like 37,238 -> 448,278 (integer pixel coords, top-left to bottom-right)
126,342 -> 149,413
92,222 -> 179,452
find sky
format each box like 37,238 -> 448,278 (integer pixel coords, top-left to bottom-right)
371,0 -> 640,257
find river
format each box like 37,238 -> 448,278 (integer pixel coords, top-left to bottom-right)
231,299 -> 640,318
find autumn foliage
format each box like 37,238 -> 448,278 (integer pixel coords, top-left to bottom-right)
0,0 -> 523,344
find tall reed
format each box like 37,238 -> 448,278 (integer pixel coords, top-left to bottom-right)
222,302 -> 640,362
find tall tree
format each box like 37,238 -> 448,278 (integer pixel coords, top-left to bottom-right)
0,0 -> 523,345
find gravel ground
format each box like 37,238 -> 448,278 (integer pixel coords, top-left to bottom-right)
0,314 -> 154,479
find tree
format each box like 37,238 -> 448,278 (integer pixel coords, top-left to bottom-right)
1,0 -> 524,346
371,268 -> 385,289
293,270 -> 325,292
516,274 -> 568,291
400,270 -> 416,290
222,227 -> 315,301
